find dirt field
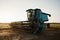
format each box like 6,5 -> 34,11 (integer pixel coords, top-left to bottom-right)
0,28 -> 60,40
0,23 -> 60,40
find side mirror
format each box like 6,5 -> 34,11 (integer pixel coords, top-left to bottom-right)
49,14 -> 51,17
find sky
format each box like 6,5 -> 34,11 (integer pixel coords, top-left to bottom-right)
0,0 -> 60,23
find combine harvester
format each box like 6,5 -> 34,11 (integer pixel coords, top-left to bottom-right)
10,8 -> 51,34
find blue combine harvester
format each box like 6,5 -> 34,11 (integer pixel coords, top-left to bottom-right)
10,8 -> 51,34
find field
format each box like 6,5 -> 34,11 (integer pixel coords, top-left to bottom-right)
0,23 -> 11,29
0,23 -> 60,40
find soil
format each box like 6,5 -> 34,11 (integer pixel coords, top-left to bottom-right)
0,28 -> 60,40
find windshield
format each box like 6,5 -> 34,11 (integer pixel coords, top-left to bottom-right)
27,12 -> 32,18
27,10 -> 35,19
